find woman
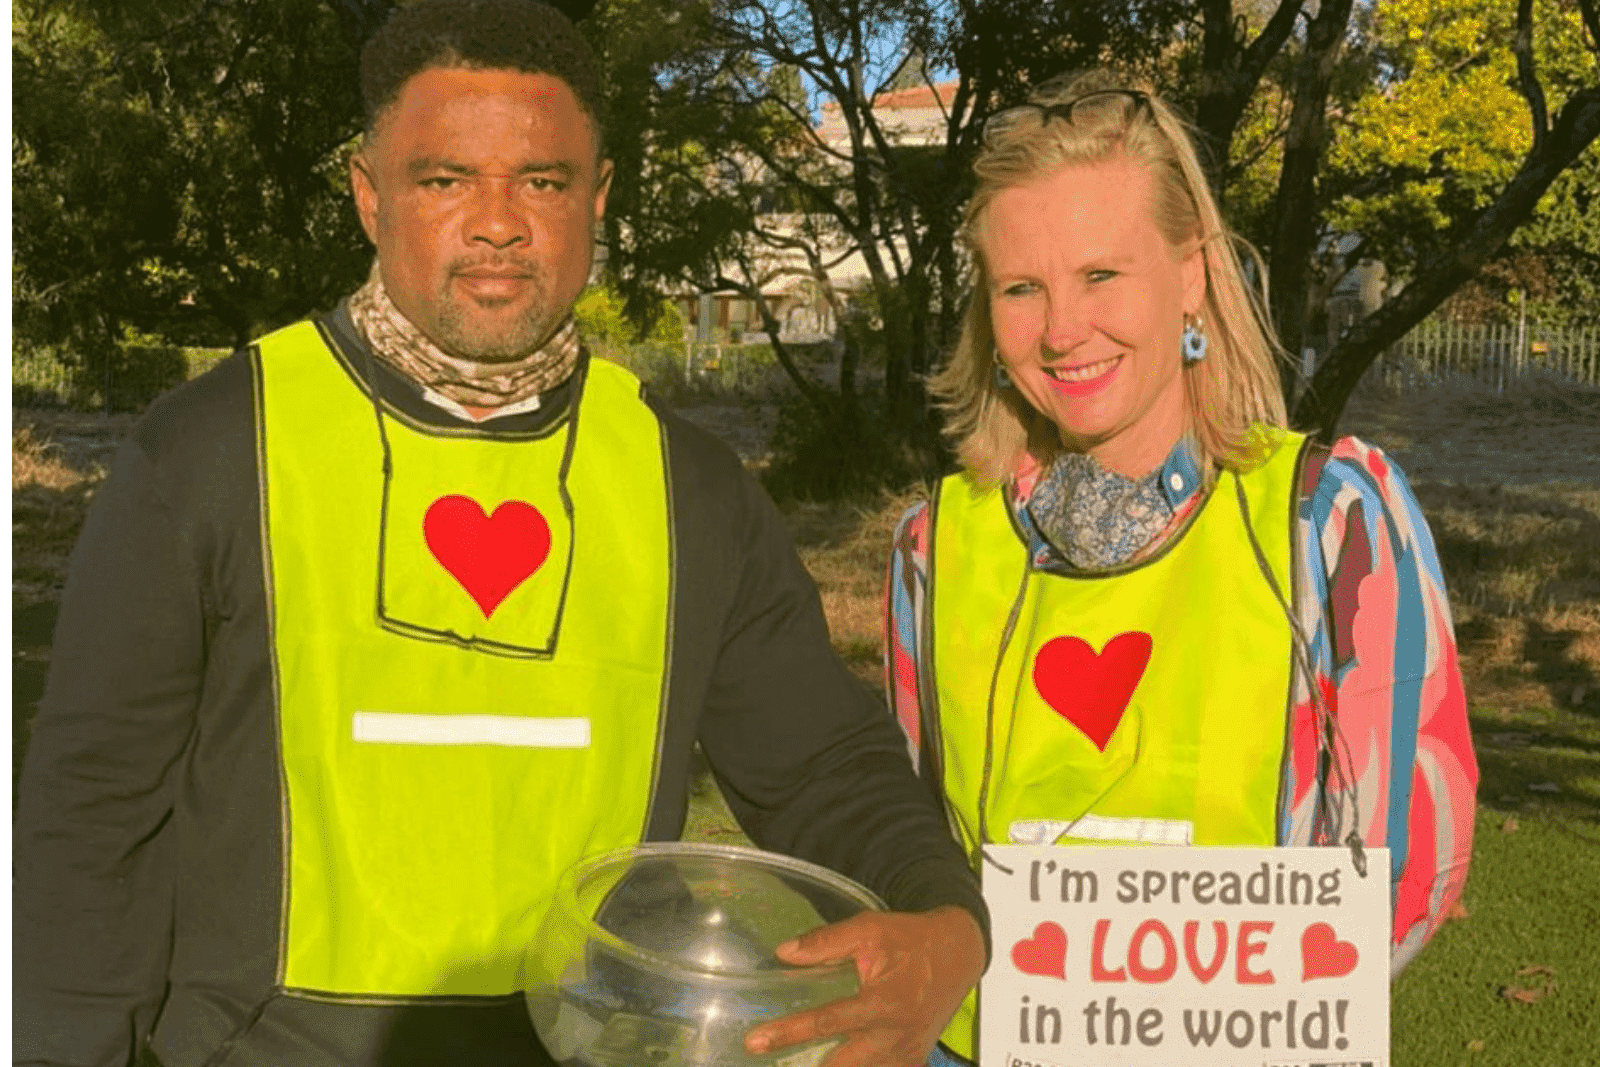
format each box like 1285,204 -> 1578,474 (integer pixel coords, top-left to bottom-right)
884,71 -> 1478,1065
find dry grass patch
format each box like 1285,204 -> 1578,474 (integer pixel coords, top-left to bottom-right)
12,417 -> 122,600
14,424 -> 82,491
1410,481 -> 1600,717
783,488 -> 925,694
1337,374 -> 1600,486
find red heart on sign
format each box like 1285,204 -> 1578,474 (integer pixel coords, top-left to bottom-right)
1301,922 -> 1359,981
1032,632 -> 1152,751
1011,921 -> 1067,980
423,495 -> 551,618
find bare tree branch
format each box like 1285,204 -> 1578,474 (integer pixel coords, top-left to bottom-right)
212,25 -> 265,98
1194,0 -> 1305,194
1450,51 -> 1493,76
1225,115 -> 1290,184
1239,0 -> 1306,88
921,60 -> 954,128
715,266 -> 832,412
1513,0 -> 1549,155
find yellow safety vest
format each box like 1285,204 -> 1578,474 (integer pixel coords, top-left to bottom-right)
926,429 -> 1309,1058
256,321 -> 672,998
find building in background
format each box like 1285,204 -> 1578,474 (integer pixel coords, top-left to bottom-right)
673,81 -> 957,347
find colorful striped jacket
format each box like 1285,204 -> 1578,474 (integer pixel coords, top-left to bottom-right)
885,436 -> 1478,973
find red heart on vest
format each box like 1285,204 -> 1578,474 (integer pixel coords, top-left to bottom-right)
1032,632 -> 1152,751
1011,921 -> 1067,980
1300,922 -> 1359,981
423,495 -> 551,618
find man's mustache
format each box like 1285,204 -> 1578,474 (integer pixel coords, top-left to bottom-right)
449,258 -> 539,276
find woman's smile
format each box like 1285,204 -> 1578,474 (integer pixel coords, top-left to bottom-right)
1043,354 -> 1123,395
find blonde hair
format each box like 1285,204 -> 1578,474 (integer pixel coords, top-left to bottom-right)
931,70 -> 1288,486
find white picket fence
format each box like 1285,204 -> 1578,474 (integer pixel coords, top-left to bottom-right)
1377,317 -> 1600,392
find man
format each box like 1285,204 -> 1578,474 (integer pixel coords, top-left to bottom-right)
11,3 -> 986,1065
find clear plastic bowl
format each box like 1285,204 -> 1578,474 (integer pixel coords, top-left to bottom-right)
525,843 -> 885,1067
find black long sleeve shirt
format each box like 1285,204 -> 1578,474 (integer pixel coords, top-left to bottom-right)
13,307 -> 986,1067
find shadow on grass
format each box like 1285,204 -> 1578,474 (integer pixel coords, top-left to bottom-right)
1456,610 -> 1600,721
1519,617 -> 1600,724
1412,481 -> 1600,619
1471,731 -> 1600,824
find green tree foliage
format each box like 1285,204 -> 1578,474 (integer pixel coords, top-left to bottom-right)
573,282 -> 685,353
13,0 -> 380,371
1508,151 -> 1600,324
1321,0 -> 1600,325
1277,0 -> 1600,434
14,3 -> 185,380
13,0 -> 1599,458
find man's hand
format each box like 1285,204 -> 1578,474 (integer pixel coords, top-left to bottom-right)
744,905 -> 985,1067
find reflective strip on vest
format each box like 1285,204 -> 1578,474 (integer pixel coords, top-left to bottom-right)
256,321 -> 671,997
352,711 -> 592,748
927,429 -> 1306,1058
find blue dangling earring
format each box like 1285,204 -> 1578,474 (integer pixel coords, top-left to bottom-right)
1181,315 -> 1208,363
993,356 -> 1013,391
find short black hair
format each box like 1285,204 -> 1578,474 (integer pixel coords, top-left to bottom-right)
360,0 -> 603,145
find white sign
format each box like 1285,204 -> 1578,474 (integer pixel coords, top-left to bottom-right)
980,845 -> 1389,1067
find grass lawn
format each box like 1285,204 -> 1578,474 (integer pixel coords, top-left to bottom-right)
1393,702 -> 1600,1066
681,748 -> 754,846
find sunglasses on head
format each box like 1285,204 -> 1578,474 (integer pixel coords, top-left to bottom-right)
981,89 -> 1153,147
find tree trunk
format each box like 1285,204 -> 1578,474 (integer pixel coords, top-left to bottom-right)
1267,0 -> 1355,402
1192,0 -> 1305,199
744,282 -> 832,417
839,319 -> 860,406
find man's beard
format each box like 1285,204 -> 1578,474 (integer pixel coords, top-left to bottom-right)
430,280 -> 566,364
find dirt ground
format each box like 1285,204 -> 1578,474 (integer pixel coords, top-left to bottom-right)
673,399 -> 781,469
1335,378 -> 1600,487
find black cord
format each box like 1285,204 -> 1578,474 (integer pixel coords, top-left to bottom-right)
361,345 -> 396,480
975,558 -> 1034,868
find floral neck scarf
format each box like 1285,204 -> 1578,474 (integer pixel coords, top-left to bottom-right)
1025,450 -> 1176,570
347,261 -> 579,409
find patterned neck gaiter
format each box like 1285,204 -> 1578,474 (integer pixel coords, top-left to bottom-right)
1025,451 -> 1176,570
347,261 -> 580,409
